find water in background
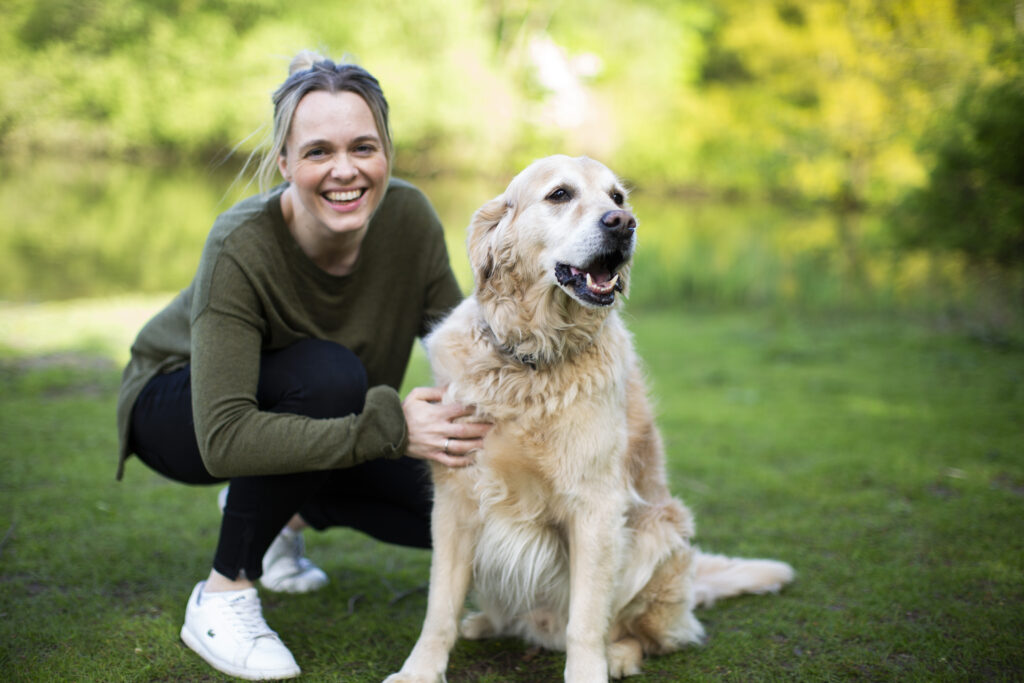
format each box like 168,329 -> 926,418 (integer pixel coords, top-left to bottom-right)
0,158 -> 968,311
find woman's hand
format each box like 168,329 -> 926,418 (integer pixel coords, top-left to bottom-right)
402,386 -> 491,467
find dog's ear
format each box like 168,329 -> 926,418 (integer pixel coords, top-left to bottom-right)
467,195 -> 510,284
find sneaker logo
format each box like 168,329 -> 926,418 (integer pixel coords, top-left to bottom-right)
207,629 -> 216,638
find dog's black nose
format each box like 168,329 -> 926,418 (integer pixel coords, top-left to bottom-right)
600,210 -> 636,237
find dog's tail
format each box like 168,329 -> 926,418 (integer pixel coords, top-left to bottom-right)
692,550 -> 795,608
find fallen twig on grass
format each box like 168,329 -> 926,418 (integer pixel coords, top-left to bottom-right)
347,593 -> 363,615
388,584 -> 427,606
0,521 -> 15,557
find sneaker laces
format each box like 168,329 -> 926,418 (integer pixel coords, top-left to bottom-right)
267,529 -> 311,572
289,534 -> 319,572
287,531 -> 305,563
219,592 -> 277,640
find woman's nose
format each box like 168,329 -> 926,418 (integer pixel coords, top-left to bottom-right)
330,153 -> 357,180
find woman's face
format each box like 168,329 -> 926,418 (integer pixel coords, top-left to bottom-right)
278,90 -> 389,241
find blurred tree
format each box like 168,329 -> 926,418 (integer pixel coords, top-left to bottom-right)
893,74 -> 1024,268
0,0 -> 1017,200
689,0 -> 1015,205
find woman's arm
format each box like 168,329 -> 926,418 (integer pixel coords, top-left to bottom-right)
189,258 -> 408,478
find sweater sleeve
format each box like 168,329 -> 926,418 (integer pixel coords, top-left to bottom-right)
190,255 -> 408,478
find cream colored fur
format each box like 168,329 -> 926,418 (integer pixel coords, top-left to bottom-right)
385,156 -> 794,683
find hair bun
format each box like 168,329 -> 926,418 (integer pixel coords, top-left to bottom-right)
289,49 -> 327,76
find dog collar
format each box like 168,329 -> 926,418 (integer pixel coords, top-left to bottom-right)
503,346 -> 538,370
480,323 -> 539,370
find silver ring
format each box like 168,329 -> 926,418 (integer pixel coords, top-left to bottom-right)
443,438 -> 451,455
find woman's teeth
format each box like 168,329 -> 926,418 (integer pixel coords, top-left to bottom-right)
324,189 -> 362,202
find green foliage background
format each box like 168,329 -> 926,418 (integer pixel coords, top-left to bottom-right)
0,0 -> 1021,324
1,0 -> 1017,194
893,74 -> 1024,267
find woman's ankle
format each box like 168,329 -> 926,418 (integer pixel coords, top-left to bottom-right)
204,568 -> 255,593
285,513 -> 308,533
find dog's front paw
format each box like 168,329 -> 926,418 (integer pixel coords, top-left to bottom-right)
565,653 -> 609,683
382,672 -> 445,683
460,611 -> 496,640
607,637 -> 643,679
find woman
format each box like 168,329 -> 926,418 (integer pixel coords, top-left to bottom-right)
116,51 -> 488,680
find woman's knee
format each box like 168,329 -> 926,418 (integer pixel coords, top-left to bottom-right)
129,367 -> 217,484
257,339 -> 368,419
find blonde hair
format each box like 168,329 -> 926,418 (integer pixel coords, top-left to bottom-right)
245,50 -> 394,193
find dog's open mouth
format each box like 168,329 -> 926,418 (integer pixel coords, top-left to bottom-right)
555,252 -> 627,307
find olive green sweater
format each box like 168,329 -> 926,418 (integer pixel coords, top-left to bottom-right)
115,178 -> 462,480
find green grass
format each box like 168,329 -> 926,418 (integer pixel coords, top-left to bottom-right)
1,300 -> 1022,681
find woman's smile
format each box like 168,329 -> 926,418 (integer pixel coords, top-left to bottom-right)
323,188 -> 365,205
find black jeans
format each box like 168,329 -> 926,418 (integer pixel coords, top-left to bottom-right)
128,338 -> 432,580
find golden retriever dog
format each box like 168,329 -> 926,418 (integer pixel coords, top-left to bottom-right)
386,156 -> 794,682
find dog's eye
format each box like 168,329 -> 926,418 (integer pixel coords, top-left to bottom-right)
610,191 -> 625,206
546,188 -> 573,203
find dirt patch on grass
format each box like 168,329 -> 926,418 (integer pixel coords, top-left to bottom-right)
4,351 -> 117,373
0,352 -> 119,398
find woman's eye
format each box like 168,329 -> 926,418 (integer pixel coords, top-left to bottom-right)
305,148 -> 326,158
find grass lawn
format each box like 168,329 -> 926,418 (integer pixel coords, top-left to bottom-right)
1,299 -> 1022,681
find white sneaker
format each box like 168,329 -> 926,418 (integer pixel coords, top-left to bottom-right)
180,581 -> 300,680
260,527 -> 330,593
216,486 -> 329,594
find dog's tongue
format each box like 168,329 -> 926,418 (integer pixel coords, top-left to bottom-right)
571,265 -> 611,283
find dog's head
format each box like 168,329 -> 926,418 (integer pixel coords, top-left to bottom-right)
468,155 -> 636,310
